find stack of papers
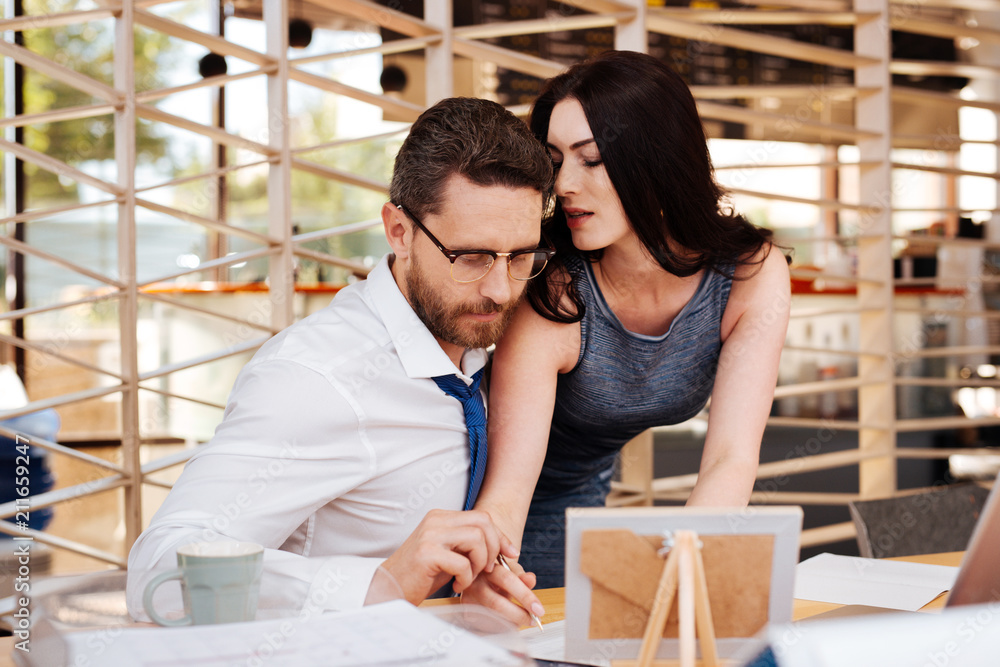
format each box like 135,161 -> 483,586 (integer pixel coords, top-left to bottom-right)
794,553 -> 959,611
29,600 -> 524,666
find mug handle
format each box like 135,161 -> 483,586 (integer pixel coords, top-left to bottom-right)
143,570 -> 192,627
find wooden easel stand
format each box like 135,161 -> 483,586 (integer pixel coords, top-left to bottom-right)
634,530 -> 719,667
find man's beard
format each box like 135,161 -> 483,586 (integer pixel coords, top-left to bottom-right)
406,259 -> 522,350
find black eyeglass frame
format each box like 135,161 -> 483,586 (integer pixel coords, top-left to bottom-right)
396,204 -> 556,283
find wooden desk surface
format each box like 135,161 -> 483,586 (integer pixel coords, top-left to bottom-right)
0,552 -> 964,666
422,551 -> 964,627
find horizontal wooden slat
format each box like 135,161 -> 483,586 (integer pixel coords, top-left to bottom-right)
0,137 -> 123,196
740,0 -> 848,10
0,522 -> 126,567
138,385 -> 227,412
453,12 -> 632,40
137,245 -> 277,287
0,39 -> 121,103
551,0 -> 637,14
789,267 -> 863,283
893,86 -> 1000,113
292,157 -> 389,194
0,198 -> 120,226
696,100 -> 880,142
292,35 -> 442,65
138,336 -> 269,382
894,132 -> 998,147
0,476 -> 125,519
307,0 -> 439,38
139,289 -> 280,334
291,128 -> 409,156
895,344 -> 1000,359
293,217 -> 382,243
891,0 -> 1000,11
141,477 -> 175,490
651,8 -> 869,25
892,161 -> 1000,180
0,6 -> 117,31
800,522 -> 856,547
141,447 -> 197,475
893,234 -> 1000,251
896,377 -> 1000,388
293,246 -> 374,276
692,84 -> 866,100
896,447 -> 1000,460
774,376 -> 864,399
717,160 -> 872,171
787,307 -> 872,320
895,307 -> 1000,319
0,384 -> 127,421
136,158 -> 274,194
135,68 -> 277,104
766,416 -> 863,430
892,59 -> 1000,79
136,104 -> 275,156
728,186 -> 866,210
647,9 -> 879,69
651,472 -> 699,494
897,415 -> 1000,432
289,68 -> 425,123
891,15 -> 1000,47
134,8 -> 274,67
756,449 -> 882,482
452,38 -> 565,80
0,425 -> 124,473
0,103 -> 116,129
136,198 -> 278,246
0,332 -> 123,380
0,232 -> 125,288
0,291 -> 119,323
894,207 -> 1000,215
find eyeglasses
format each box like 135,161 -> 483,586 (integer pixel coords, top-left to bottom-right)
397,204 -> 556,284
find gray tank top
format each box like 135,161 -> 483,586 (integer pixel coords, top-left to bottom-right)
537,254 -> 734,497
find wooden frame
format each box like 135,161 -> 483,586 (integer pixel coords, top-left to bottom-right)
564,506 -> 802,663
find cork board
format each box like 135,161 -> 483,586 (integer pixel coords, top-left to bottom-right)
580,529 -> 773,639
563,506 -> 803,663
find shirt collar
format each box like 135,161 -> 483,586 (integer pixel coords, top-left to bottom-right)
367,254 -> 488,381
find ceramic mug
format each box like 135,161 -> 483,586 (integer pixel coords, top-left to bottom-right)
142,541 -> 264,626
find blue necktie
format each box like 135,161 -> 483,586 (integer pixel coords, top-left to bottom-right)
432,369 -> 487,511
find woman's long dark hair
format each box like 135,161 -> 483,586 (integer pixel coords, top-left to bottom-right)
527,50 -> 775,323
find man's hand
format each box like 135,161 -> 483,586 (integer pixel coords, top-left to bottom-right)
460,557 -> 545,627
377,509 -> 520,605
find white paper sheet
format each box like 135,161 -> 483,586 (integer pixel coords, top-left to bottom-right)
57,600 -> 523,666
520,620 -> 608,666
794,553 -> 959,611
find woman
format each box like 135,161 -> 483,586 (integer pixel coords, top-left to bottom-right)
472,50 -> 791,598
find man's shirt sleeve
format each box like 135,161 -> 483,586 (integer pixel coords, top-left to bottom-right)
126,357 -> 383,619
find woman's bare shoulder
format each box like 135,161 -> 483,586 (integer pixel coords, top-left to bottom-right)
499,266 -> 581,373
731,243 -> 790,286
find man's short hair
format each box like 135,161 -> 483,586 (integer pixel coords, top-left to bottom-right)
389,97 -> 552,219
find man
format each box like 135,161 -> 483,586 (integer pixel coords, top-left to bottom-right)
126,97 -> 552,626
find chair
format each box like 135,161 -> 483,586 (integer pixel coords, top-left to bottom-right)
848,482 -> 991,558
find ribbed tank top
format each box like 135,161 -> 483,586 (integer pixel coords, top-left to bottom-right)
536,254 -> 734,497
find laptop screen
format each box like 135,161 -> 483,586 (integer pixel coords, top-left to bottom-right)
946,480 -> 1000,607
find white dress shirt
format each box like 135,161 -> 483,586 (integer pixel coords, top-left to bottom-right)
127,254 -> 487,617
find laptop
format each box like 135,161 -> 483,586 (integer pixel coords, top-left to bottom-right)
944,478 -> 1000,607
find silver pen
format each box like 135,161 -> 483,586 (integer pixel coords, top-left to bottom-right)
496,553 -> 544,632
